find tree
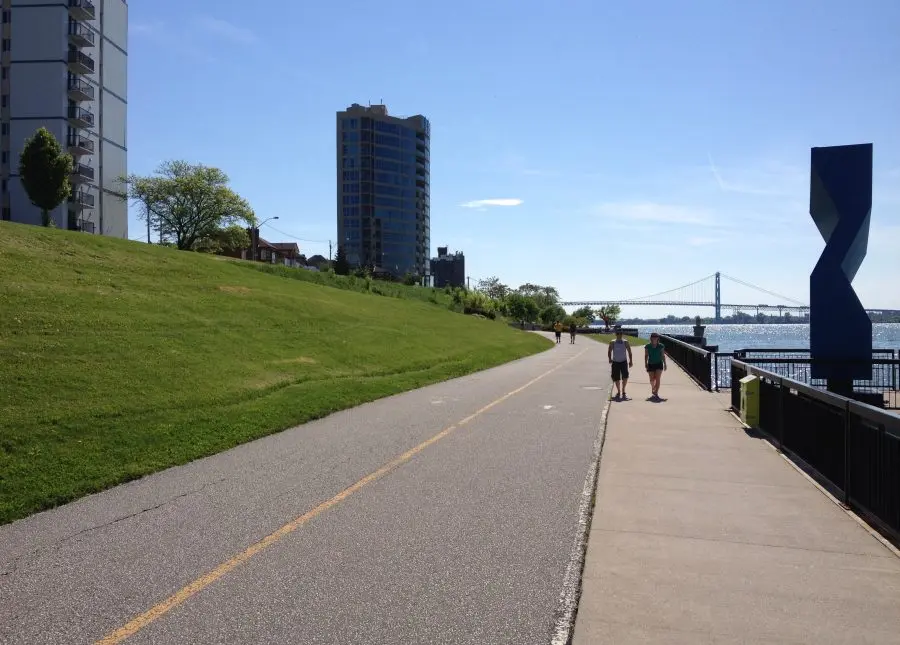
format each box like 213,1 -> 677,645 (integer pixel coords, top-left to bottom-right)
193,224 -> 250,254
572,306 -> 595,323
476,276 -> 510,300
402,272 -> 418,286
18,127 -> 74,227
539,304 -> 567,326
120,161 -> 255,250
333,244 -> 350,275
597,304 -> 622,330
517,283 -> 559,310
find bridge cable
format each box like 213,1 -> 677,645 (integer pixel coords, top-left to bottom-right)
719,273 -> 807,306
622,273 -> 718,302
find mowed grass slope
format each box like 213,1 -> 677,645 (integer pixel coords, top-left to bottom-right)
0,223 -> 549,524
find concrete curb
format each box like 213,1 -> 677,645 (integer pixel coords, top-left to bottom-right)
549,383 -> 613,645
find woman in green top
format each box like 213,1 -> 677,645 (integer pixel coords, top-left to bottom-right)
644,332 -> 667,401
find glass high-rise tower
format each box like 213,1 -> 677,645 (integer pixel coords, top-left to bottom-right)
336,103 -> 430,279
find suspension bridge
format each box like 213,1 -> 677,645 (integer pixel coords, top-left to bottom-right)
560,272 -> 900,322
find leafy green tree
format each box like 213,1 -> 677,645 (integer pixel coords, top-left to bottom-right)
18,127 -> 74,227
597,304 -> 622,329
120,161 -> 255,250
572,306 -> 595,323
539,304 -> 567,325
333,245 -> 350,275
402,272 -> 418,286
477,276 -> 510,300
193,224 -> 250,254
517,283 -> 559,310
504,292 -> 541,323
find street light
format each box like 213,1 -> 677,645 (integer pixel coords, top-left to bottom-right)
251,216 -> 278,261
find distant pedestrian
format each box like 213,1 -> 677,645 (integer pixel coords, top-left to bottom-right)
553,320 -> 563,344
645,332 -> 667,400
608,326 -> 633,400
569,321 -> 577,344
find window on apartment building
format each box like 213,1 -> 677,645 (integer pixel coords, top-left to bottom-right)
1,11 -> 10,24
1,67 -> 7,80
1,123 -> 7,135
1,95 -> 7,108
1,152 -> 8,163
1,39 -> 9,52
1,179 -> 6,192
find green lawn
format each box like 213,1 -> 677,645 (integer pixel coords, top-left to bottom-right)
588,333 -> 650,346
0,223 -> 549,524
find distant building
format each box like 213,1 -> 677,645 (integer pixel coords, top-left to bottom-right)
431,246 -> 465,288
2,0 -> 128,236
336,103 -> 430,279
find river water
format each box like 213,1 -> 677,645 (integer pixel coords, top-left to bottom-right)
619,323 -> 900,354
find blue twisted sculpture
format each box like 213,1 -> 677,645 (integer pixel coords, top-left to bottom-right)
809,143 -> 873,386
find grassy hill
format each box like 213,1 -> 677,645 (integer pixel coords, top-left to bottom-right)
0,223 -> 549,524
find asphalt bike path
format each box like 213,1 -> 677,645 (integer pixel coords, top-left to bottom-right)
0,333 -> 610,644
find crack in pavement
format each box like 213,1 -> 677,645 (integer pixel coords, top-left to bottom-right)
0,476 -> 229,578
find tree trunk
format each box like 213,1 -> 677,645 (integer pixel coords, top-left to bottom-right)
41,210 -> 50,227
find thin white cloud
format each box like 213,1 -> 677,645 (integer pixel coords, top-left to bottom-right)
195,16 -> 257,44
706,152 -> 794,196
687,236 -> 721,247
130,21 -> 163,35
594,201 -> 721,227
460,198 -> 524,208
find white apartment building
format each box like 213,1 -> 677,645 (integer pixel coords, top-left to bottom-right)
1,0 -> 127,236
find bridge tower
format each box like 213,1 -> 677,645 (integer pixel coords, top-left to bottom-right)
714,272 -> 721,323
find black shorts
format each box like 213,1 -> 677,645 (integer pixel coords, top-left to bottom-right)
611,361 -> 629,381
647,362 -> 664,373
555,331 -> 562,337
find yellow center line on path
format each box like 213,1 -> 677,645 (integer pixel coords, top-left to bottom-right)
95,346 -> 590,644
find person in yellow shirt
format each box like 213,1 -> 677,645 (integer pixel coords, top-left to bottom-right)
553,321 -> 563,344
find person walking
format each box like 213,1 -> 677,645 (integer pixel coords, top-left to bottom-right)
645,332 -> 667,400
569,321 -> 577,344
553,320 -> 563,344
607,326 -> 633,400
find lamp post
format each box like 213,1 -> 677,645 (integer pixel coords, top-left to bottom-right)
251,216 -> 278,261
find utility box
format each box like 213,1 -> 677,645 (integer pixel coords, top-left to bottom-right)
739,375 -> 760,427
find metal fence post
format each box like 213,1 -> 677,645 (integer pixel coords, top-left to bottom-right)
843,401 -> 851,506
777,376 -> 785,451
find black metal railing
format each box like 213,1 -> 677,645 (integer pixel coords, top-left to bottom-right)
67,50 -> 95,72
660,334 -> 712,390
66,133 -> 95,153
68,20 -> 95,45
716,349 -> 898,409
731,360 -> 900,544
67,76 -> 95,100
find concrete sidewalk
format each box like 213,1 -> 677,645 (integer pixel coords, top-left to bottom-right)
573,362 -> 900,644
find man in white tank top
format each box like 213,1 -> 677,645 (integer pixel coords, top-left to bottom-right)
607,326 -> 633,401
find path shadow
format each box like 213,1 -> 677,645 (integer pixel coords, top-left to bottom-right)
742,426 -> 767,440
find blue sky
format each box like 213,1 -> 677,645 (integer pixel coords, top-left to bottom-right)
127,0 -> 900,315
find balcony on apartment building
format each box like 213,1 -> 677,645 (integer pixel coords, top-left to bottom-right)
68,21 -> 95,47
68,190 -> 95,209
67,50 -> 95,74
68,0 -> 96,21
67,105 -> 94,128
71,163 -> 95,183
67,76 -> 95,102
67,133 -> 94,156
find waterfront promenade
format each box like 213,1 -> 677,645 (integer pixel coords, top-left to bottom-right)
1,334 -> 898,643
573,359 -> 900,644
